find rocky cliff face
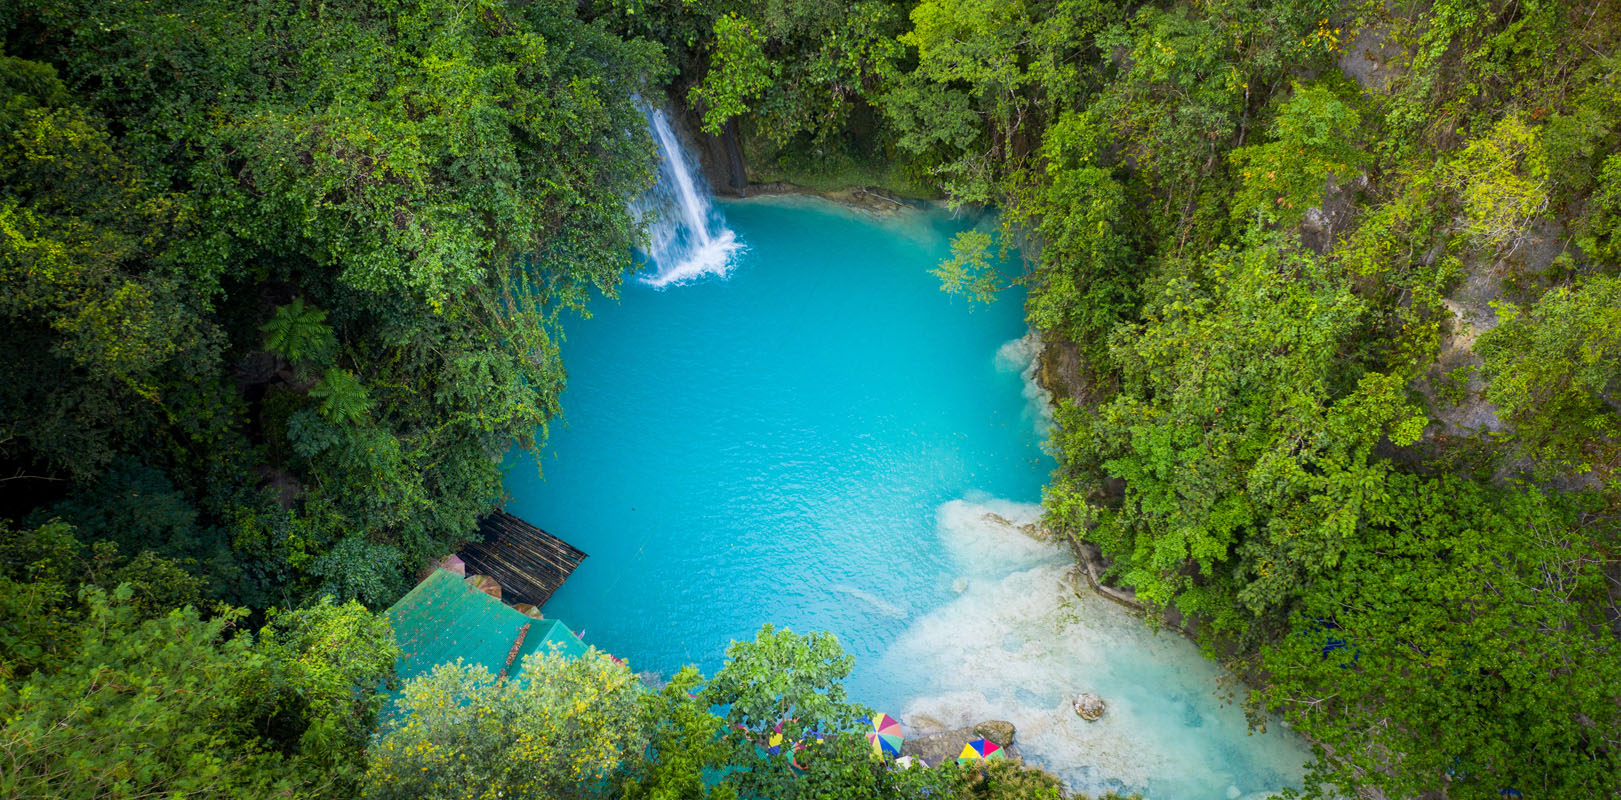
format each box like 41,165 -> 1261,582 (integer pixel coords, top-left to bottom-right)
667,88 -> 749,196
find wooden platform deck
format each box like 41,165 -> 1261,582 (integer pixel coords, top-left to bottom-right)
457,511 -> 587,607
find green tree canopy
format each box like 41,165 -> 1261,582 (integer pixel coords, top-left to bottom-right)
1,0 -> 669,606
365,648 -> 648,800
1260,474 -> 1620,798
1477,274 -> 1621,478
0,584 -> 398,799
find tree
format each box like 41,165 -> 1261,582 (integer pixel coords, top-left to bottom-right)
888,0 -> 1105,202
1,588 -> 293,799
1476,274 -> 1621,477
260,299 -> 336,371
690,14 -> 777,136
365,648 -> 648,800
308,368 -> 373,427
702,623 -> 857,743
0,59 -> 223,483
619,667 -> 740,800
41,458 -> 244,601
1016,110 -> 1137,363
0,519 -> 204,679
0,559 -> 398,799
1443,115 -> 1551,253
1229,81 -> 1366,226
931,229 -> 1008,305
1054,237 -> 1426,636
1259,474 -> 1621,798
253,598 -> 402,786
686,0 -> 905,147
968,760 -> 1066,800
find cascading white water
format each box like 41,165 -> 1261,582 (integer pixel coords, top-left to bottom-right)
632,105 -> 742,287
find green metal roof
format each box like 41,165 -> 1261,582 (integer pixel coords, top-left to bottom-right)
385,569 -> 588,693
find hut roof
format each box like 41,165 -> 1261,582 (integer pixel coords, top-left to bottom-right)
458,511 -> 587,607
385,569 -> 587,691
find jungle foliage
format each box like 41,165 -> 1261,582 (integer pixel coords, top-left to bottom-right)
0,0 -> 663,610
4,0 -> 1621,796
0,519 -> 399,798
0,0 -> 665,793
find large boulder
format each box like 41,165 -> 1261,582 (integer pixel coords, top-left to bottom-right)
1073,692 -> 1106,721
900,720 -> 1020,767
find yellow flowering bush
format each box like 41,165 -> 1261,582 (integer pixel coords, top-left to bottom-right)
364,647 -> 647,800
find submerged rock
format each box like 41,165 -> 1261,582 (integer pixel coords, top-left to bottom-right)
1073,692 -> 1106,721
981,512 -> 1051,541
981,511 -> 1017,530
907,714 -> 947,735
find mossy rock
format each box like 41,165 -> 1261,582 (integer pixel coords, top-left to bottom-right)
973,720 -> 1016,746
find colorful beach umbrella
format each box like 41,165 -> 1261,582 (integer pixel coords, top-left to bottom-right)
863,713 -> 904,757
767,722 -> 787,755
957,738 -> 1006,765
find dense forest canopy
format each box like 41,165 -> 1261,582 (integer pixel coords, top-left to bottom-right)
2,0 -> 1618,797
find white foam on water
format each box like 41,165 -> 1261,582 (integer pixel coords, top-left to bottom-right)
994,333 -> 1055,443
935,495 -> 1056,578
641,229 -> 743,288
881,497 -> 1310,800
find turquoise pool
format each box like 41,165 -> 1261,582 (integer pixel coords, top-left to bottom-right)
503,196 -> 1309,799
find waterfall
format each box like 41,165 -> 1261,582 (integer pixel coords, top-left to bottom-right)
632,105 -> 742,287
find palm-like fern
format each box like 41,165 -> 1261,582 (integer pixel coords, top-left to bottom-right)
260,298 -> 335,364
309,368 -> 372,426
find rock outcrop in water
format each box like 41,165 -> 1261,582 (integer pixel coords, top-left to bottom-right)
1073,692 -> 1106,721
899,719 -> 1021,766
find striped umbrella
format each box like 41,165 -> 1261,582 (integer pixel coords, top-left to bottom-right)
957,738 -> 1007,765
863,713 -> 904,757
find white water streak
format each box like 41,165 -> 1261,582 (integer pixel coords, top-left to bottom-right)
995,332 -> 1055,444
632,106 -> 743,287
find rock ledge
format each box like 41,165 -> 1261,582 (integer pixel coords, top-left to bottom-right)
899,719 -> 1020,767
